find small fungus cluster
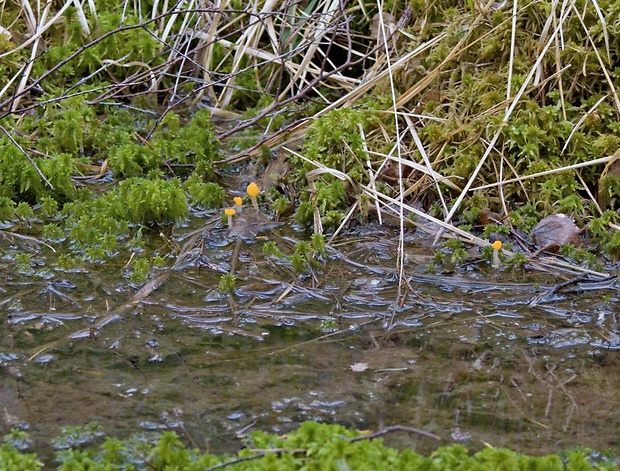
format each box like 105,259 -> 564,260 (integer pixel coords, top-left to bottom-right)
223,182 -> 260,228
492,240 -> 502,268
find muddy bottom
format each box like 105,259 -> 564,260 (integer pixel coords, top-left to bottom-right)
1,222 -> 620,462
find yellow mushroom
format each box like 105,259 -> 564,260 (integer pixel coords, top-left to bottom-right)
233,196 -> 243,215
224,208 -> 236,228
247,182 -> 260,210
491,240 -> 502,268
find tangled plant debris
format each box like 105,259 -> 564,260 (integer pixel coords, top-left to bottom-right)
0,0 -> 619,275
0,0 -> 620,361
4,0 -> 620,462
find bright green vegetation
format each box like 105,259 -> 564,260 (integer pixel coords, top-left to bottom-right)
218,273 -> 237,294
0,421 -> 615,470
0,1 -> 227,277
0,91 -> 223,270
2,0 -> 620,276
284,0 -> 620,264
0,99 -> 222,276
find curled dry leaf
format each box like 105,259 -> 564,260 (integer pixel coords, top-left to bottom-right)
531,214 -> 580,251
350,362 -> 369,372
476,208 -> 502,225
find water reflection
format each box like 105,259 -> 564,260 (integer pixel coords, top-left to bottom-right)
1,223 -> 620,457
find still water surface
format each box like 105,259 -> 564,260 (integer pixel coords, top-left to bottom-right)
1,222 -> 619,459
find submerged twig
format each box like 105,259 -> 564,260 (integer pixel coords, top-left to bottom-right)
347,425 -> 441,442
29,223 -> 210,360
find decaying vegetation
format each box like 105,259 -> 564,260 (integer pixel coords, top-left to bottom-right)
5,1 -> 620,461
1,0 -> 620,288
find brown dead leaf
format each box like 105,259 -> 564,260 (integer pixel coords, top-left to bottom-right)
377,160 -> 415,183
260,151 -> 290,189
476,208 -> 502,225
228,208 -> 281,240
531,214 -> 580,251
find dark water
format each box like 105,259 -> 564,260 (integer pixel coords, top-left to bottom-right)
2,221 -> 620,462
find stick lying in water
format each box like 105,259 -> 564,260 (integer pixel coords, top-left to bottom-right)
29,221 -> 211,360
347,425 -> 441,442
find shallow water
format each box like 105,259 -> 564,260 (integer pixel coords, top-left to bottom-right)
1,221 -> 620,462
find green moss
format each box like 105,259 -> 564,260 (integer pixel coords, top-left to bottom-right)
108,143 -> 159,177
262,241 -> 283,258
15,251 -> 33,274
117,177 -> 187,224
481,223 -> 510,240
185,176 -> 226,209
0,142 -> 76,202
218,274 -> 236,295
310,233 -> 326,257
558,245 -> 601,270
14,202 -> 34,222
271,195 -> 291,216
0,443 -> 42,470
0,197 -> 16,221
441,238 -> 468,266
57,254 -> 83,271
302,108 -> 377,174
129,258 -> 150,283
294,201 -> 315,225
1,421 -> 611,470
42,224 -> 64,242
290,251 -> 308,274
151,109 -> 220,175
39,196 -> 59,218
505,252 -> 528,270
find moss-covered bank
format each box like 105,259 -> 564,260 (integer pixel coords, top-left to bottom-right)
1,421 -> 616,470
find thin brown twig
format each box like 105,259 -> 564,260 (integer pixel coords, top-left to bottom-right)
0,8 -> 265,118
348,425 -> 441,443
216,7 -> 412,142
204,453 -> 268,471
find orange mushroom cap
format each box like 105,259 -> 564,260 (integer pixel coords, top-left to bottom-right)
491,240 -> 503,251
224,208 -> 236,216
233,196 -> 243,207
247,182 -> 259,198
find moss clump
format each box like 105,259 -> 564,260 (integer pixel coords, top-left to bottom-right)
0,94 -> 224,270
287,106 -> 390,229
107,143 -> 160,178
60,177 -> 186,263
0,421 -> 616,470
0,144 -> 77,203
128,257 -> 151,283
117,177 -> 188,224
301,108 -> 378,177
218,273 -> 236,294
0,443 -> 41,470
184,176 -> 226,209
